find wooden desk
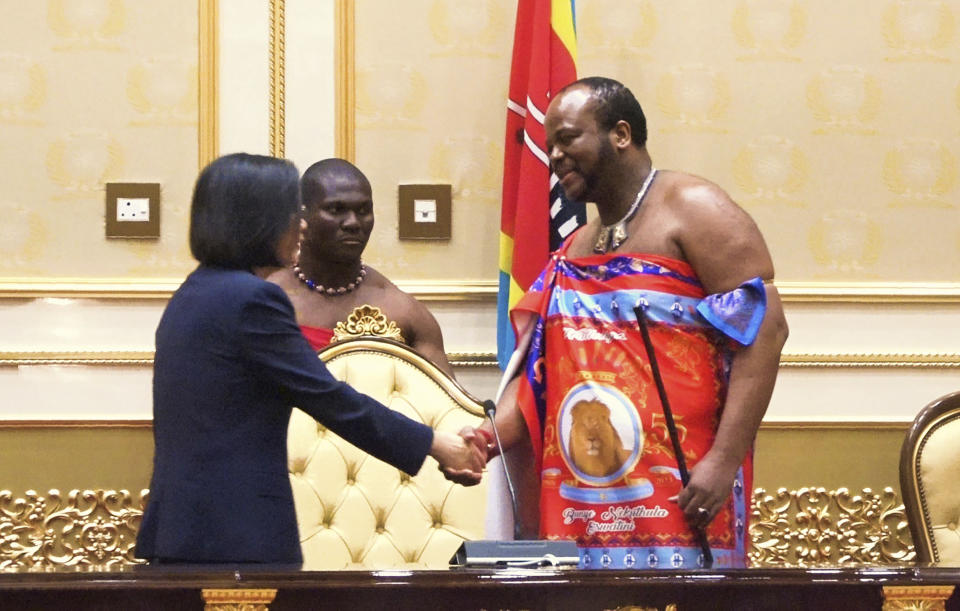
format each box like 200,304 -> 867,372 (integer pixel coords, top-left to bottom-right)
0,566 -> 957,610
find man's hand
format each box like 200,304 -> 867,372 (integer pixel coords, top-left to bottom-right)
674,451 -> 740,529
430,429 -> 485,486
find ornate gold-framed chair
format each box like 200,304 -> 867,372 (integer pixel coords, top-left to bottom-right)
900,390 -> 960,565
286,335 -> 488,570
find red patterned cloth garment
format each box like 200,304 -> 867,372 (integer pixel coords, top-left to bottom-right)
506,238 -> 767,569
299,325 -> 335,352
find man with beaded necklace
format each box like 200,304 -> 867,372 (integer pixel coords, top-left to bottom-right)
269,158 -> 454,376
474,77 -> 789,569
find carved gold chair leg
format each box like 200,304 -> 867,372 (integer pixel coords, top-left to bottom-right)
201,588 -> 277,611
881,585 -> 955,611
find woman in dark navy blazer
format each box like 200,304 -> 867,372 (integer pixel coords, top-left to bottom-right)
135,153 -> 484,565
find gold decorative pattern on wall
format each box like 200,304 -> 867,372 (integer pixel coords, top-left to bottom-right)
427,0 -> 508,57
882,0 -> 955,62
126,58 -> 197,126
806,66 -> 882,135
578,0 -> 657,61
882,139 -> 957,209
0,487 -> 913,570
356,62 -> 428,129
0,53 -> 47,124
655,65 -> 731,133
732,135 -> 809,208
807,210 -> 883,274
749,487 -> 915,566
0,1 -> 213,283
334,0 -> 355,162
732,0 -> 807,62
47,0 -> 126,51
0,489 -> 147,570
269,0 -> 285,158
198,0 -> 218,168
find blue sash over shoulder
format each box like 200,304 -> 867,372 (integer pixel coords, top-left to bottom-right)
696,277 -> 767,346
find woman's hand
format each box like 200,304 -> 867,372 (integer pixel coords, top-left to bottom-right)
430,429 -> 486,486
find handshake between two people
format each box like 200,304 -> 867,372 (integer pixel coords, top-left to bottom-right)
428,426 -> 495,487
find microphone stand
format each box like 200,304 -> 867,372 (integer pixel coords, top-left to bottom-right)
632,305 -> 714,568
447,401 -> 579,567
483,399 -> 524,542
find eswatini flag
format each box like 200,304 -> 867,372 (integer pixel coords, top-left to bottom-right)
497,0 -> 583,369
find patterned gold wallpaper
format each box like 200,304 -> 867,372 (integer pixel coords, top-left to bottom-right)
0,0 -> 199,279
356,0 -> 960,283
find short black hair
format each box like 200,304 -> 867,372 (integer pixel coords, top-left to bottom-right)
189,153 -> 300,270
563,76 -> 647,147
300,157 -> 370,208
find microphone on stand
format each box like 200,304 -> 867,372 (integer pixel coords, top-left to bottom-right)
482,399 -> 523,542
448,399 -> 579,568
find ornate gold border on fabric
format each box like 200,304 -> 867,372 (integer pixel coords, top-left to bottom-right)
198,0 -> 219,168
335,0 -> 355,162
320,338 -> 486,416
269,0 -> 285,157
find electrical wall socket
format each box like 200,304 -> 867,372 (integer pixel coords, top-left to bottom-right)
105,182 -> 161,238
116,197 -> 150,222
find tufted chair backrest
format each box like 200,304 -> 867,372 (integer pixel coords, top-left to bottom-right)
900,390 -> 960,565
287,337 -> 488,570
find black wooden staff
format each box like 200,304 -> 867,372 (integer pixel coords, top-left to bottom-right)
632,304 -> 713,568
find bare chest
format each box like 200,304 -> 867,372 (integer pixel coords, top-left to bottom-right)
566,200 -> 684,261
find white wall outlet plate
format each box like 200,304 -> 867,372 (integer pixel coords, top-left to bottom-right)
116,197 -> 150,222
414,199 -> 437,223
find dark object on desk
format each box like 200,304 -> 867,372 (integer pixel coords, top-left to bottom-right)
449,539 -> 580,568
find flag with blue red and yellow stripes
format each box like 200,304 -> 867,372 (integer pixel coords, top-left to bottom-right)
497,0 -> 583,369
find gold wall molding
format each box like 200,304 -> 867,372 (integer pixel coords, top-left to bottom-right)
335,0 -> 355,161
0,351 -> 154,366
5,280 -> 960,302
3,350 -> 960,371
199,0 -> 219,167
0,279 -> 497,300
777,282 -> 960,303
0,420 -> 151,429
781,353 -> 960,369
269,0 -> 285,157
0,418 -> 910,431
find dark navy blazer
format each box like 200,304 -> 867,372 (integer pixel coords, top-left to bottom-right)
135,266 -> 434,564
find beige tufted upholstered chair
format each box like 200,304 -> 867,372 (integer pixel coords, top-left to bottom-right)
900,390 -> 960,565
287,337 -> 488,570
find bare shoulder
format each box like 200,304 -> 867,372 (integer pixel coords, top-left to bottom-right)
660,170 -> 774,291
360,266 -> 422,316
661,171 -> 745,221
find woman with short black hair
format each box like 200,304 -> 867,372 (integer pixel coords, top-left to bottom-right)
135,153 -> 484,565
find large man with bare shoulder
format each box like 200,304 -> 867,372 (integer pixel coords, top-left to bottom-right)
269,159 -> 453,376
474,77 -> 789,569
